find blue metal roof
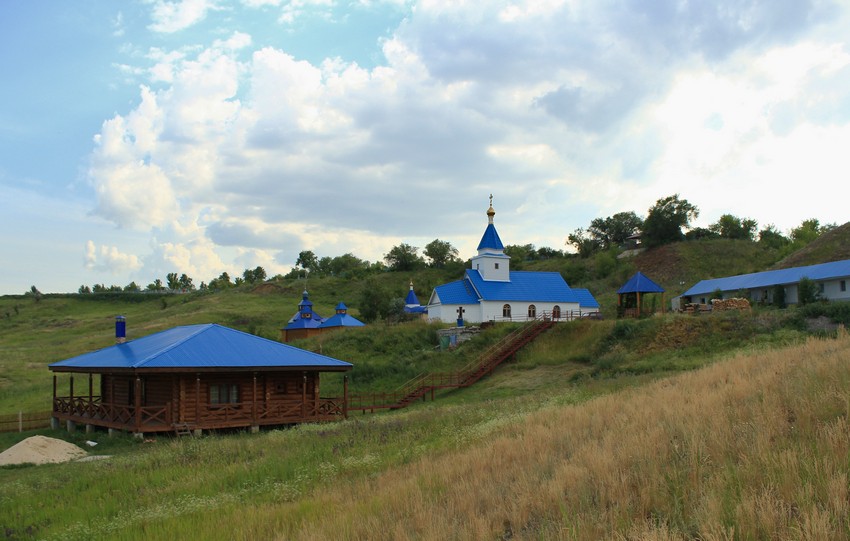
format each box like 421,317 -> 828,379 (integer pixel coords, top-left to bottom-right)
319,313 -> 365,328
572,288 -> 600,309
433,278 -> 480,305
404,287 -> 420,306
467,270 -> 580,303
49,324 -> 352,372
477,223 -> 504,251
618,272 -> 665,294
682,259 -> 850,297
285,289 -> 324,329
284,313 -> 323,330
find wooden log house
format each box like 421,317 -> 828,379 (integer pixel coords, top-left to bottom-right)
49,320 -> 352,436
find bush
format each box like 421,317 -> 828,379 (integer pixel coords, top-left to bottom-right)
797,302 -> 850,326
797,277 -> 821,306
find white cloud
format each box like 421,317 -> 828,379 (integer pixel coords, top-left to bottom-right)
147,0 -> 219,33
85,0 -> 850,283
112,11 -> 126,37
85,241 -> 143,273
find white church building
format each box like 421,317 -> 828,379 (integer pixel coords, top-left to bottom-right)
426,199 -> 599,324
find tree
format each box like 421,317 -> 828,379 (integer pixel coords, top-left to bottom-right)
78,285 -> 91,294
567,228 -> 601,258
384,243 -> 424,272
27,285 -> 42,302
685,227 -> 719,240
504,244 -> 537,262
166,273 -> 180,290
797,276 -> 821,305
642,194 -> 699,247
588,211 -> 644,250
242,266 -> 267,284
758,224 -> 790,250
329,253 -> 370,277
709,214 -> 757,240
423,239 -> 459,268
295,250 -> 318,273
358,278 -> 394,322
123,281 -> 141,292
790,219 -> 835,245
178,273 -> 195,291
536,246 -> 564,259
208,272 -> 232,290
147,278 -> 165,291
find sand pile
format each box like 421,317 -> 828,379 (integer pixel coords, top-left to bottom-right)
0,435 -> 88,466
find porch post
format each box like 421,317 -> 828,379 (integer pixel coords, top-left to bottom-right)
343,376 -> 348,420
134,375 -> 142,434
301,372 -> 307,418
88,373 -> 93,403
251,373 -> 257,427
52,374 -> 56,406
195,374 -> 200,424
69,375 -> 74,412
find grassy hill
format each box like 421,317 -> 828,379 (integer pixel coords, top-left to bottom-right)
2,232 -> 850,539
4,228 -> 850,412
777,221 -> 850,268
2,329 -> 848,540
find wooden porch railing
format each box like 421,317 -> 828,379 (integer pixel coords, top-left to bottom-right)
52,396 -> 346,432
346,314 -> 556,412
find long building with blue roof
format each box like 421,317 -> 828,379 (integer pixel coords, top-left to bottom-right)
680,259 -> 850,305
50,320 -> 352,436
427,198 -> 599,323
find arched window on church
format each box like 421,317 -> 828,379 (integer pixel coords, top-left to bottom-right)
502,304 -> 511,319
528,304 -> 536,319
552,305 -> 561,320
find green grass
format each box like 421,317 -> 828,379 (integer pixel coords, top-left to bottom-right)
0,391 -> 582,541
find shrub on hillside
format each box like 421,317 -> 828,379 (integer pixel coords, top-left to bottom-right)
797,302 -> 850,327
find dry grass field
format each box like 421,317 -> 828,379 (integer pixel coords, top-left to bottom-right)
238,331 -> 850,540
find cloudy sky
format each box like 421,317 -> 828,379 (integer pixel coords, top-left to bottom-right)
1,0 -> 849,294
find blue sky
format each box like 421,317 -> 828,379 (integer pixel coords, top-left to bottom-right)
1,0 -> 849,294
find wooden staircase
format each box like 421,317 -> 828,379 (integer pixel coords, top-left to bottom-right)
347,315 -> 555,413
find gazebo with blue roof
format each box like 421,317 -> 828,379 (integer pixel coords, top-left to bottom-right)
427,197 -> 600,323
617,271 -> 666,317
50,319 -> 352,436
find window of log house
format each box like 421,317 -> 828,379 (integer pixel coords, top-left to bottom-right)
210,383 -> 239,404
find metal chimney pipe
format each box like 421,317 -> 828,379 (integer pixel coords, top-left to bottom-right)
115,315 -> 126,344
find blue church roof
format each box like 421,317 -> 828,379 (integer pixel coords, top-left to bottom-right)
682,259 -> 850,297
433,277 -> 479,305
319,303 -> 366,328
572,288 -> 600,309
467,270 -> 579,302
49,324 -> 352,372
405,287 -> 420,306
432,270 -> 599,308
618,272 -> 665,294
477,223 -> 504,251
285,289 -> 324,330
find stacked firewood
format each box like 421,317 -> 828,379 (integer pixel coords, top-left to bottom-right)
710,298 -> 751,311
